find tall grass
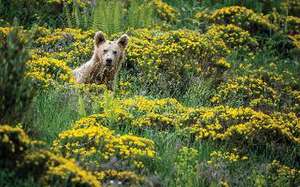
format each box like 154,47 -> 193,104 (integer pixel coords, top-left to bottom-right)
64,0 -> 94,30
93,0 -> 156,35
24,86 -> 105,144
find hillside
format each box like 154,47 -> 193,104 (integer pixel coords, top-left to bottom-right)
0,0 -> 300,186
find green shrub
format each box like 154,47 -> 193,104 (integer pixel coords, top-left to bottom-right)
0,0 -> 92,28
0,125 -> 32,168
126,29 -> 230,96
0,27 -> 34,123
195,6 -> 277,35
19,150 -> 100,187
211,68 -> 300,115
205,24 -> 258,52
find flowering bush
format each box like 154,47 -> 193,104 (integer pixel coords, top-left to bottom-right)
18,150 -> 100,187
211,68 -> 300,115
187,106 -> 300,153
33,28 -> 94,68
94,169 -> 144,186
52,123 -> 155,183
205,24 -> 258,52
196,6 -> 277,35
198,149 -> 248,186
267,160 -> 300,186
208,150 -> 248,164
152,0 -> 178,22
267,12 -> 300,35
210,6 -> 277,34
127,29 -> 229,93
0,125 -> 33,168
26,55 -> 75,87
72,96 -> 186,132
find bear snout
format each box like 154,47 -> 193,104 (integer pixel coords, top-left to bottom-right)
105,58 -> 113,66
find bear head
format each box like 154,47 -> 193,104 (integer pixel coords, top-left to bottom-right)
93,31 -> 129,70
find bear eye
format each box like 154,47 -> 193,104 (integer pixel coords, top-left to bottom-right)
113,51 -> 117,55
103,49 -> 108,53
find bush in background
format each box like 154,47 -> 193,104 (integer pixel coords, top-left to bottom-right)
0,27 -> 34,123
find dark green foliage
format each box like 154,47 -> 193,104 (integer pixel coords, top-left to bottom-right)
0,0 -> 66,27
198,0 -> 283,13
0,27 -> 34,123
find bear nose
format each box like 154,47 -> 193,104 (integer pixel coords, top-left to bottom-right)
106,59 -> 112,66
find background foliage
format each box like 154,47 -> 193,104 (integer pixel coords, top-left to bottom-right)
0,0 -> 300,186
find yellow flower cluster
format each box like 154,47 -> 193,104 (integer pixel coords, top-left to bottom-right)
267,160 -> 300,186
196,6 -> 277,35
127,28 -> 230,87
152,0 -> 178,22
70,96 -> 300,156
52,123 -> 155,173
20,150 -> 101,187
211,67 -> 300,115
289,34 -> 300,50
26,55 -> 75,87
206,24 -> 258,52
0,125 -> 100,187
0,26 -> 30,43
187,106 -> 300,151
207,150 -> 248,165
94,169 -> 144,186
33,28 -> 94,68
0,125 -> 32,161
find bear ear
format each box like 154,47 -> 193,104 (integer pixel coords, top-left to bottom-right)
94,31 -> 106,47
117,34 -> 129,48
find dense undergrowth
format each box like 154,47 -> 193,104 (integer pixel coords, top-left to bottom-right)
1,0 -> 300,186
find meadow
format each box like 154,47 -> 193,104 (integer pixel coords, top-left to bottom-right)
0,0 -> 300,186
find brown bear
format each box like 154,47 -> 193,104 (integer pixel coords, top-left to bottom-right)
73,31 -> 129,90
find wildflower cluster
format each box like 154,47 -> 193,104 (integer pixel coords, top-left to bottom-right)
267,160 -> 300,186
71,95 -> 300,158
26,55 -> 75,87
211,67 -> 300,115
187,106 -> 300,153
206,24 -> 258,52
72,96 -> 186,132
198,149 -> 248,186
52,123 -> 155,184
152,0 -> 178,22
127,29 -> 229,91
207,150 -> 248,165
0,125 -> 32,166
267,12 -> 300,35
94,169 -> 144,186
209,6 -> 277,34
33,28 -> 94,68
0,125 -> 100,187
289,34 -> 300,50
19,150 -> 100,187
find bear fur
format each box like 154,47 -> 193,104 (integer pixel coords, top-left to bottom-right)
73,31 -> 129,90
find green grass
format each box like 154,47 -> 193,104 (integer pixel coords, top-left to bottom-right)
92,0 -> 156,35
24,88 -> 94,144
